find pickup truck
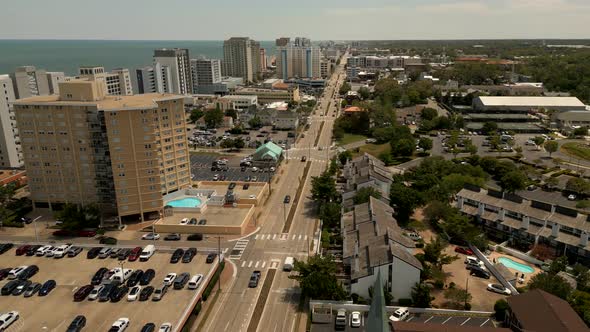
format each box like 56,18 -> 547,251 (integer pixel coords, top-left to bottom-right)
248,271 -> 261,288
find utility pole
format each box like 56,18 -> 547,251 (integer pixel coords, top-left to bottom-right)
32,216 -> 42,243
217,236 -> 221,291
465,276 -> 469,308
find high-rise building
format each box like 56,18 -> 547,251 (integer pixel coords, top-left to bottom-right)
320,59 -> 332,78
13,79 -> 191,221
0,75 -> 23,168
276,37 -> 321,79
136,63 -> 172,94
46,72 -> 66,94
10,66 -> 50,99
190,58 -> 223,94
223,37 -> 261,83
259,48 -> 268,72
275,37 -> 290,47
153,48 -> 192,95
78,66 -> 133,96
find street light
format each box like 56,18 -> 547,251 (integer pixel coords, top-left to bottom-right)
32,216 -> 42,243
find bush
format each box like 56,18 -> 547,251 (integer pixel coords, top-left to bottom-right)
434,279 -> 445,289
494,299 -> 509,321
415,241 -> 425,248
202,261 -> 225,301
398,298 -> 413,306
98,236 -> 117,245
1,220 -> 24,228
464,303 -> 472,310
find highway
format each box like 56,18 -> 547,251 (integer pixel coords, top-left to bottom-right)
201,53 -> 348,332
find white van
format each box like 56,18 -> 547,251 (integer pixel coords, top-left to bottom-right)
188,274 -> 203,290
465,256 -> 485,269
283,257 -> 294,272
111,268 -> 133,283
8,266 -> 28,280
139,244 -> 155,261
53,244 -> 71,258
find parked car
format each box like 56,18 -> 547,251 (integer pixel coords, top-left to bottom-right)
152,284 -> 168,301
182,248 -> 197,263
350,311 -> 361,328
38,279 -> 56,296
0,311 -> 19,331
163,273 -> 177,286
243,184 -> 250,190
164,233 -> 181,241
108,248 -> 121,258
0,268 -> 10,281
0,243 -> 14,255
98,283 -> 117,302
187,233 -> 203,241
198,219 -> 207,225
158,323 -> 172,332
73,284 -> 94,301
86,247 -> 102,259
142,233 -> 160,240
335,309 -> 347,330
53,244 -> 71,258
206,253 -> 217,264
109,318 -> 130,332
66,315 -> 86,332
389,307 -> 410,322
139,269 -> 155,286
248,271 -> 261,288
170,249 -> 184,264
455,246 -> 474,255
110,285 -> 129,302
91,268 -> 109,285
12,280 -> 31,295
173,273 -> 190,290
139,286 -> 154,301
405,232 -> 422,241
128,247 -> 142,262
18,265 -> 39,280
189,218 -> 198,225
26,245 -> 41,256
487,283 -> 511,295
2,280 -> 23,295
228,182 -> 236,190
188,274 -> 203,290
127,285 -> 141,301
23,282 -> 42,297
88,285 -> 103,301
67,246 -> 83,257
141,323 -> 156,332
36,245 -> 53,256
470,266 -> 491,279
301,156 -> 306,162
117,248 -> 131,260
284,195 -> 291,204
98,247 -> 112,259
15,245 -> 31,256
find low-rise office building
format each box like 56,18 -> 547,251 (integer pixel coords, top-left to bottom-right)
553,110 -> 590,132
234,85 -> 300,104
473,96 -> 586,112
215,95 -> 258,111
273,111 -> 299,130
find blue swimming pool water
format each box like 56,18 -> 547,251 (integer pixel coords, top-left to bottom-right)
498,257 -> 535,274
167,197 -> 202,208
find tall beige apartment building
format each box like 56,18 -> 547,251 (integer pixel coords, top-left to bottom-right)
223,37 -> 261,83
13,79 -> 190,222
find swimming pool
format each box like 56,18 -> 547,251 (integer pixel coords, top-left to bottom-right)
166,197 -> 203,208
498,257 -> 535,274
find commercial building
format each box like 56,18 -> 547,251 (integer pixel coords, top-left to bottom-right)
223,37 -> 260,83
457,186 -> 590,266
46,72 -> 66,94
233,85 -> 300,104
341,197 -> 421,300
273,111 -> 299,130
13,79 -> 190,222
347,55 -> 423,70
473,96 -> 586,112
190,58 -> 222,94
320,59 -> 331,78
136,63 -> 172,94
276,37 -> 321,79
554,110 -> 590,132
153,48 -> 193,94
10,66 -> 50,99
259,48 -> 267,72
215,95 -> 257,111
275,37 -> 290,47
0,75 -> 23,167
78,66 -> 133,96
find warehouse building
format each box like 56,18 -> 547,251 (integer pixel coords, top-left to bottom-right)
473,96 -> 586,112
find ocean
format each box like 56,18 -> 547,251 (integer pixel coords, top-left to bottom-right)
0,39 -> 276,81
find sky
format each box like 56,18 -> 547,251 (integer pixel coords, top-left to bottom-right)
1,0 -> 589,40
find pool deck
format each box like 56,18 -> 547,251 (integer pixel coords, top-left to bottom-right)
488,251 -> 541,285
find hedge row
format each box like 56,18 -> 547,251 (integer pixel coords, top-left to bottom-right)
202,261 -> 225,301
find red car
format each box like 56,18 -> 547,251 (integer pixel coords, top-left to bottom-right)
73,284 -> 94,302
128,247 -> 142,262
53,229 -> 74,237
454,246 -> 474,255
53,230 -> 96,237
77,230 -> 96,237
16,245 -> 31,256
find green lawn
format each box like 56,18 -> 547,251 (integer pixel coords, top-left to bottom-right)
561,142 -> 590,161
358,143 -> 391,157
337,133 -> 368,146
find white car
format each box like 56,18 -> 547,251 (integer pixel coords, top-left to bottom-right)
179,218 -> 189,225
36,245 -> 53,256
163,273 -> 177,286
568,194 -> 577,201
88,285 -> 103,301
248,195 -> 256,199
405,232 -> 422,241
142,233 -> 160,240
53,244 -> 71,258
487,283 -> 511,295
45,246 -> 59,257
270,167 -> 276,172
110,318 -> 130,332
251,167 -> 258,172
0,311 -> 19,331
127,286 -> 141,302
389,307 -> 410,322
350,311 -> 361,327
158,323 -> 172,332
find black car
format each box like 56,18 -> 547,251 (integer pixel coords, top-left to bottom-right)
109,248 -> 121,259
109,285 -> 129,302
2,279 -> 23,295
182,248 -> 197,263
18,265 -> 39,280
187,233 -> 203,241
206,253 -> 217,264
66,315 -> 86,332
0,268 -> 11,281
164,233 -> 181,241
284,195 -> 291,204
243,184 -> 250,190
170,249 -> 184,264
139,269 -> 155,286
139,286 -> 154,301
140,323 -> 156,332
0,243 -> 14,255
189,218 -> 198,225
228,182 -> 236,190
117,248 -> 131,260
126,269 -> 144,287
173,273 -> 190,290
98,283 -> 117,302
248,271 -> 261,288
87,247 -> 102,259
39,279 -> 56,296
26,245 -> 42,256
91,267 -> 109,285
12,280 -> 31,295
470,266 -> 491,279
198,219 -> 207,225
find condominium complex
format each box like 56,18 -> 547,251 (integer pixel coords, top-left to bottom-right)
276,37 -> 321,79
78,66 -> 133,96
320,59 -> 331,78
10,66 -> 51,99
222,37 -> 260,83
136,63 -> 172,94
13,79 -> 190,221
0,75 -> 23,168
190,58 -> 222,94
347,55 -> 423,69
153,48 -> 193,95
259,48 -> 267,72
46,72 -> 66,94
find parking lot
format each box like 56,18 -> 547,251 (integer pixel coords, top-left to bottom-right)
190,153 -> 274,183
0,245 -> 215,331
189,126 -> 296,150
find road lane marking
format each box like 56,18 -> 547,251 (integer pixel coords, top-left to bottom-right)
241,261 -> 246,268
292,235 -> 296,240
262,261 -> 266,268
272,234 -> 276,240
248,261 -> 253,268
255,234 -> 259,240
255,261 -> 260,268
304,235 -> 308,241
298,235 -> 302,240
461,318 -> 471,326
480,319 -> 490,327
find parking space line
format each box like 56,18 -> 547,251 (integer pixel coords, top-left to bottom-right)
298,235 -> 302,240
460,317 -> 471,326
255,261 -> 260,268
480,318 -> 490,327
255,234 -> 259,240
248,261 -> 253,268
292,235 -> 296,240
406,316 -> 414,322
262,261 -> 266,268
424,316 -> 434,323
272,234 -> 276,240
266,234 -> 271,240
241,261 -> 246,268
304,235 -> 308,241
442,317 -> 452,324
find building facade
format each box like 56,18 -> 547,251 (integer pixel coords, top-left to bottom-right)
153,48 -> 192,95
276,37 -> 321,79
190,58 -> 222,94
0,75 -> 23,167
233,86 -> 300,104
10,66 -> 51,99
78,66 -> 133,96
46,72 -> 66,94
223,37 -> 260,83
136,63 -> 172,94
215,95 -> 258,111
13,80 -> 190,221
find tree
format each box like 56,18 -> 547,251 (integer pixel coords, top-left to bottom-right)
423,236 -> 458,269
358,86 -> 370,100
289,254 -> 347,300
533,136 -> 546,147
189,109 -> 204,123
548,255 -> 569,275
353,187 -> 382,205
220,138 -> 234,149
490,135 -> 502,151
319,202 -> 342,229
204,106 -> 224,128
248,116 -> 262,129
499,170 -> 528,193
224,109 -> 238,120
466,143 -> 478,155
494,299 -> 509,321
389,183 -> 422,224
311,172 -> 337,203
0,185 -> 16,226
391,138 -> 416,157
423,201 -> 453,223
411,282 -> 433,308
444,286 -> 472,309
54,203 -> 100,231
338,151 -> 353,166
528,272 -> 573,300
544,140 -> 559,157
339,82 -> 351,95
482,122 -> 498,135
233,137 -> 245,150
418,137 -> 433,152
421,108 -> 438,121
573,127 -> 589,137
566,177 -> 590,195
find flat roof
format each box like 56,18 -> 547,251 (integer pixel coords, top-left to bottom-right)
476,96 -> 585,108
13,93 -> 182,110
465,122 -> 544,130
464,113 -> 532,120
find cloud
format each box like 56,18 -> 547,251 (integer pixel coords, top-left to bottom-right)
416,1 -> 490,13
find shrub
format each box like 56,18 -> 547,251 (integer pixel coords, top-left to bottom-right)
434,279 -> 444,289
398,298 -> 413,306
202,261 -> 225,301
464,303 -> 472,310
1,220 -> 24,228
494,299 -> 509,321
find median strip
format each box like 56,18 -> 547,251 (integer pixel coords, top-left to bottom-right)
314,122 -> 324,147
246,268 -> 277,332
282,161 -> 311,233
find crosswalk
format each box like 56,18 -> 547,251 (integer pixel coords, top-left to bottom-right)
253,233 -> 308,241
228,239 -> 249,259
240,259 -> 281,270
285,156 -> 327,163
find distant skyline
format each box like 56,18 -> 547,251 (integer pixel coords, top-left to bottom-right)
1,0 -> 589,40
